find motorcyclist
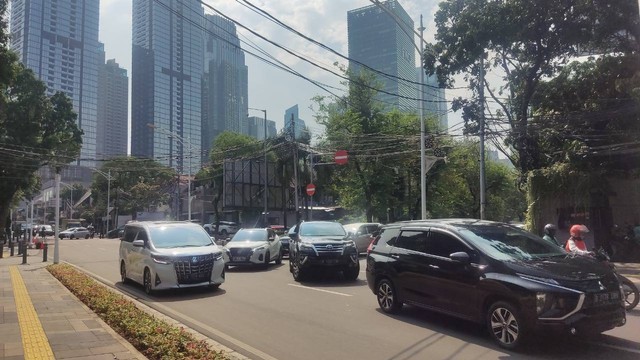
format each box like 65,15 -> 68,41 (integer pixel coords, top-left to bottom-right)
565,224 -> 592,255
542,223 -> 560,246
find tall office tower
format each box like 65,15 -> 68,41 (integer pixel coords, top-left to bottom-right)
284,105 -> 308,140
347,0 -> 416,112
417,69 -> 448,132
247,116 -> 276,140
97,44 -> 128,160
9,0 -> 101,167
201,14 -> 248,154
131,0 -> 204,174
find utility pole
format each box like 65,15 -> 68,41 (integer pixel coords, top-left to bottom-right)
291,113 -> 300,223
309,152 -> 314,221
263,110 -> 268,225
419,15 -> 427,220
479,55 -> 486,220
54,170 -> 61,264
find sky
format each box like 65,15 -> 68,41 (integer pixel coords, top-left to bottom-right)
98,0 -> 460,146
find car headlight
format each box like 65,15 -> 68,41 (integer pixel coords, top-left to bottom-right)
536,292 -> 579,318
344,241 -> 356,248
300,243 -> 315,253
151,254 -> 172,265
253,245 -> 267,252
213,252 -> 223,261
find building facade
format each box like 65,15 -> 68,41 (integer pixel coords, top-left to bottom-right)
131,0 -> 204,174
347,0 -> 416,112
9,0 -> 101,167
247,116 -> 277,140
201,14 -> 248,154
284,105 -> 308,140
97,44 -> 128,160
418,70 -> 448,132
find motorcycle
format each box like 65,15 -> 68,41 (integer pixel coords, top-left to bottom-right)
594,248 -> 639,311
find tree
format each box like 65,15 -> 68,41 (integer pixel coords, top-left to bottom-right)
424,0 -> 639,175
428,140 -> 526,222
90,158 -> 176,222
0,1 -> 83,237
313,70 -> 438,221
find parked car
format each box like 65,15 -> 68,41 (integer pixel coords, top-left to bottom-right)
288,221 -> 359,281
119,221 -> 225,295
223,228 -> 283,268
37,225 -> 54,237
203,221 -> 239,237
59,227 -> 91,239
106,226 -> 125,239
343,222 -> 382,253
270,225 -> 289,257
366,219 -> 626,350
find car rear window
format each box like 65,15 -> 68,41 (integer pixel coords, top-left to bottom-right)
148,225 -> 213,248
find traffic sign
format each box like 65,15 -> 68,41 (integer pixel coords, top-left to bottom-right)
334,150 -> 348,165
306,183 -> 316,196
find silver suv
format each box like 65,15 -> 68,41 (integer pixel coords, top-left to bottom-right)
119,221 -> 225,294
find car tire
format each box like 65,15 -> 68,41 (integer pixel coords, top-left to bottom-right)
275,249 -> 283,265
120,262 -> 129,284
208,284 -> 221,291
263,250 -> 271,269
291,256 -> 307,282
85,234 -> 89,239
343,262 -> 359,281
143,268 -> 154,295
487,301 -> 527,350
377,278 -> 402,314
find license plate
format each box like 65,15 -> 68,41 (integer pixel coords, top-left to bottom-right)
323,259 -> 339,264
593,291 -> 619,305
232,257 -> 245,262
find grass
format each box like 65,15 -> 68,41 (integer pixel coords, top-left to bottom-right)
47,263 -> 229,360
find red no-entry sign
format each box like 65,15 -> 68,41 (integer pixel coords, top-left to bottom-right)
306,183 -> 316,196
334,150 -> 348,165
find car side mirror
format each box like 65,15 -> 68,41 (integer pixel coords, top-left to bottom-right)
268,237 -> 275,242
449,251 -> 470,264
289,232 -> 299,240
133,239 -> 145,247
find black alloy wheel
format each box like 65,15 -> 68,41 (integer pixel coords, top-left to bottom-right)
143,268 -> 153,295
291,255 -> 306,281
343,262 -> 360,281
487,301 -> 527,350
263,251 -> 271,269
377,278 -> 402,313
120,262 -> 129,284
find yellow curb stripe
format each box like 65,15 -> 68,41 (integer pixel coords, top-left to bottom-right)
10,266 -> 55,360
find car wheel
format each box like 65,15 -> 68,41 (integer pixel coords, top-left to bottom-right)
85,234 -> 89,239
208,284 -> 221,291
377,278 -> 402,314
143,268 -> 153,295
487,301 -> 527,350
120,262 -> 129,284
275,249 -> 283,265
291,256 -> 307,281
263,251 -> 271,269
343,262 -> 360,281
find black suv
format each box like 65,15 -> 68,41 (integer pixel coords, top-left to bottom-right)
366,219 -> 626,350
288,221 -> 360,281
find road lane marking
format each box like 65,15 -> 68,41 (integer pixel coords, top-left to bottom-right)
287,283 -> 352,297
10,266 -> 56,360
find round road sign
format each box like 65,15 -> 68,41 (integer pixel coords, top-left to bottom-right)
306,184 -> 316,196
334,150 -> 348,165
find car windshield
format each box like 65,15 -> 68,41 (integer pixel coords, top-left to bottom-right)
229,229 -> 267,242
299,222 -> 346,237
148,225 -> 214,248
459,224 -> 567,261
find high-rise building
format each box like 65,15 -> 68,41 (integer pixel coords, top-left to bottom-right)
284,105 -> 308,140
347,0 -> 416,112
417,69 -> 448,132
97,44 -> 128,160
131,0 -> 204,174
202,14 -> 248,153
9,0 -> 101,167
247,116 -> 277,140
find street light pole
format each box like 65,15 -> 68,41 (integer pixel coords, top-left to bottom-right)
92,168 -> 112,232
147,124 -> 193,221
249,108 -> 269,226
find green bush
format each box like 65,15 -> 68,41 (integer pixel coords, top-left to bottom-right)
47,264 -> 228,360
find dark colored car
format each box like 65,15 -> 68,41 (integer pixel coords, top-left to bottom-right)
279,235 -> 290,257
106,226 -> 125,239
288,221 -> 359,281
366,219 -> 626,350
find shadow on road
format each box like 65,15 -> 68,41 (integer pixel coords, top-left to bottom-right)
115,281 -> 228,302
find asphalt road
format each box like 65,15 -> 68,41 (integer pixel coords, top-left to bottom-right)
56,238 -> 640,360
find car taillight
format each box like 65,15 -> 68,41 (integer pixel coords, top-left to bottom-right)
366,237 -> 375,255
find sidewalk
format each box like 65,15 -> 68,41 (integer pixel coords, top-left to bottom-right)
0,245 -> 146,360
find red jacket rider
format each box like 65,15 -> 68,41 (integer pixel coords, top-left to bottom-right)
565,224 -> 591,255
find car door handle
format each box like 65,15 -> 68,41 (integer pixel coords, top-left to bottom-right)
428,264 -> 440,269
391,254 -> 400,259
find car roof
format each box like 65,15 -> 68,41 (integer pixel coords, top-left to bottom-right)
125,221 -> 203,230
384,218 -> 512,231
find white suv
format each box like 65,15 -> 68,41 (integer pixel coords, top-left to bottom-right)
203,221 -> 239,237
223,228 -> 283,268
119,221 -> 225,295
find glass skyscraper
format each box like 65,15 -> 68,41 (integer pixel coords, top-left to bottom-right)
418,69 -> 449,132
202,14 -> 248,155
347,0 -> 416,112
97,43 -> 129,160
9,0 -> 100,167
131,0 -> 204,174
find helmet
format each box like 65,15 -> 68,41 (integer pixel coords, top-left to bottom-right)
543,223 -> 556,235
569,224 -> 589,238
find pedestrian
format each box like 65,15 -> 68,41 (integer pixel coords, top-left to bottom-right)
39,226 -> 46,239
565,224 -> 592,256
542,223 -> 560,247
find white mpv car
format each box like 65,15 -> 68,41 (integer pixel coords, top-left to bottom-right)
119,221 -> 225,294
223,228 -> 283,268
